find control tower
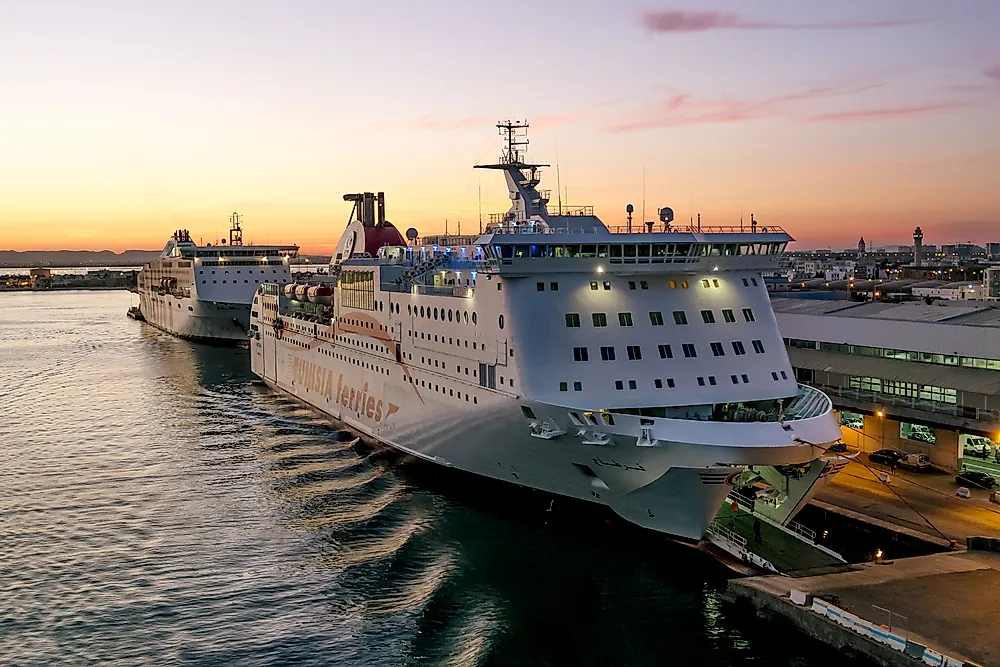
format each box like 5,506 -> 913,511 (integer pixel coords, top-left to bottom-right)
913,226 -> 924,267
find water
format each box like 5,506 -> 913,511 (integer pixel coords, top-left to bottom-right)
0,291 -> 864,666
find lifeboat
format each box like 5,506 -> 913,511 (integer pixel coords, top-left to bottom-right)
283,283 -> 297,298
293,284 -> 310,301
307,285 -> 334,305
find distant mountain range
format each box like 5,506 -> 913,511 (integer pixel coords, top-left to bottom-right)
0,249 -> 331,268
0,249 -> 161,268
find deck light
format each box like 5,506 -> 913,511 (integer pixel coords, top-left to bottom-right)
597,266 -> 605,274
876,410 -> 884,418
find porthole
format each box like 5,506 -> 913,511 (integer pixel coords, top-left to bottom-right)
420,306 -> 425,317
448,309 -> 453,322
499,314 -> 505,329
434,307 -> 439,320
463,311 -> 469,324
408,304 -> 412,315
472,312 -> 477,325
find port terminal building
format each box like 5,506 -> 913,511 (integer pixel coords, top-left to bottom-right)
772,298 -> 1000,477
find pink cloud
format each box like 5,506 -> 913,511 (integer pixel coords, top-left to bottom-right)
985,65 -> 1000,82
640,10 -> 917,33
607,84 -> 882,132
808,101 -> 969,122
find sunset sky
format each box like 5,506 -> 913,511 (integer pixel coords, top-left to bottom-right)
1,0 -> 998,253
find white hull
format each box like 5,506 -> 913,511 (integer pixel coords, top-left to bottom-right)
139,291 -> 250,343
253,325 -> 745,541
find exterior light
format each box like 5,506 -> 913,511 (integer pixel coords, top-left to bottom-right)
713,266 -> 719,271
877,410 -> 884,418
597,266 -> 605,274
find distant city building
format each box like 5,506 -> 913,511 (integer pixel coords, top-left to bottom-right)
987,267 -> 1000,300
857,237 -> 866,255
986,243 -> 1000,260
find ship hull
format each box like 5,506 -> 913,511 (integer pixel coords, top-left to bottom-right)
139,290 -> 250,343
251,327 -> 740,541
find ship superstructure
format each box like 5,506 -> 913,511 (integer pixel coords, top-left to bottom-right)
248,122 -> 844,541
138,214 -> 298,342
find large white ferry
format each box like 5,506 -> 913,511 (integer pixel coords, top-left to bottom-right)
137,215 -> 298,343
249,122 -> 845,541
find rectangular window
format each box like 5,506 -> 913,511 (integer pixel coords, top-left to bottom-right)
710,342 -> 725,356
615,380 -> 624,390
559,382 -> 568,391
722,309 -> 736,323
627,345 -> 642,360
731,375 -> 739,384
565,313 -> 581,327
654,379 -> 663,388
752,339 -> 765,354
771,371 -> 779,381
741,374 -> 749,383
573,346 -> 589,362
536,282 -> 545,291
658,344 -> 672,359
628,380 -> 637,390
640,281 -> 648,289
618,312 -> 633,327
732,341 -> 746,355
590,281 -> 598,291
742,308 -> 756,322
752,278 -> 758,286
697,377 -> 706,386
669,280 -> 677,289
649,311 -> 664,326
702,279 -> 710,288
601,346 -> 616,361
682,343 -> 697,358
574,381 -> 582,391
780,371 -> 788,379
667,378 -> 676,388
628,281 -> 636,290
550,282 -> 558,291
592,313 -> 607,327
673,311 -> 688,325
708,376 -> 717,385
701,310 -> 716,324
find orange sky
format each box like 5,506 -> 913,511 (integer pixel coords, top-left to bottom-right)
2,1 -> 998,253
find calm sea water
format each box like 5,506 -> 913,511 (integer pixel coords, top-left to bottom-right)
0,291 -> 862,666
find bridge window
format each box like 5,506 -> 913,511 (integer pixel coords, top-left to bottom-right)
771,372 -> 779,381
752,339 -> 765,354
667,378 -> 676,388
697,377 -> 705,386
628,380 -> 637,390
618,313 -> 633,327
710,342 -> 725,356
732,341 -> 747,355
649,311 -> 664,326
742,308 -> 756,322
708,376 -> 717,385
592,313 -> 608,327
565,313 -> 581,327
673,311 -> 687,325
741,374 -> 749,383
731,375 -> 739,384
658,344 -> 672,359
723,309 -> 736,323
573,347 -> 589,362
600,346 -> 616,361
682,343 -> 697,358
615,380 -> 624,390
701,310 -> 715,324
626,345 -> 642,360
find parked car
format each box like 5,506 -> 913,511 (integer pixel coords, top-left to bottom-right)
963,437 -> 993,459
868,449 -> 906,466
956,470 -> 999,490
897,453 -> 931,471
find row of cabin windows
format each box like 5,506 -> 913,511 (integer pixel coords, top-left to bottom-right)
199,268 -> 278,274
407,304 -> 478,325
568,308 -> 755,328
557,369 -> 786,393
499,242 -> 785,259
572,340 -> 765,361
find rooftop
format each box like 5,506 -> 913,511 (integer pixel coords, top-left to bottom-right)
771,297 -> 1000,328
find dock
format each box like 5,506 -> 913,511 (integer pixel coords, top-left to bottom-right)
728,546 -> 1000,666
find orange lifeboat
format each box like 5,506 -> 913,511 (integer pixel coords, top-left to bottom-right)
293,284 -> 310,301
307,285 -> 333,305
283,283 -> 297,298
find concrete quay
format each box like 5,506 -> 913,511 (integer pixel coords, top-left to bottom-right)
728,549 -> 1000,667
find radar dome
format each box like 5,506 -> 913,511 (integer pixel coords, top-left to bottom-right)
659,207 -> 674,224
405,227 -> 419,241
